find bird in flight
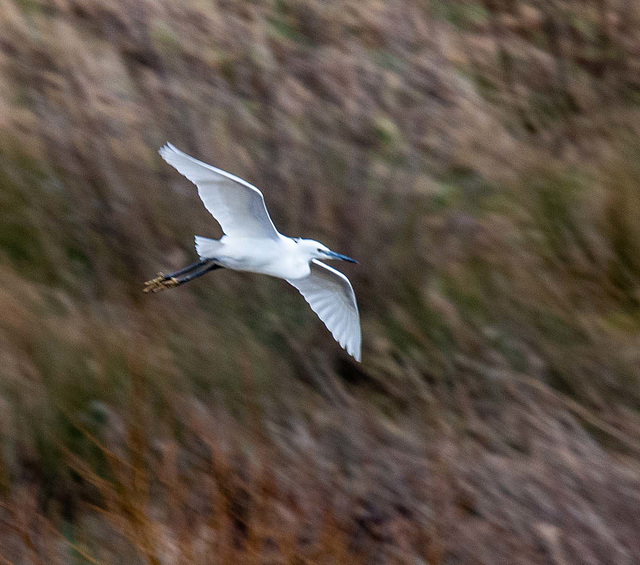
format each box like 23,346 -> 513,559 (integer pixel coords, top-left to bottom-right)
144,143 -> 362,361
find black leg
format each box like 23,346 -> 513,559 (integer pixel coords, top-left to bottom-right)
164,259 -> 209,279
144,259 -> 222,293
144,260 -> 208,290
144,261 -> 202,289
173,262 -> 222,285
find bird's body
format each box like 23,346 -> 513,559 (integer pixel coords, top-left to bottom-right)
145,143 -> 362,361
195,235 -> 311,280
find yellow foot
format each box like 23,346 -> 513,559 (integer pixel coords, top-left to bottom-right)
142,275 -> 179,293
144,272 -> 165,287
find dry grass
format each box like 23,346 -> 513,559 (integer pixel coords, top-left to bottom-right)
2,0 -> 640,563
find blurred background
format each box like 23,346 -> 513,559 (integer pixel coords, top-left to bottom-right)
2,0 -> 640,562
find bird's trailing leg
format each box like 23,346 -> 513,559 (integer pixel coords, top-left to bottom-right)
143,259 -> 222,293
173,262 -> 223,285
143,259 -> 206,291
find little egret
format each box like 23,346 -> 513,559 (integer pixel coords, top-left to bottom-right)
144,143 -> 362,361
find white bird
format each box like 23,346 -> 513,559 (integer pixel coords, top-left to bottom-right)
144,143 -> 362,362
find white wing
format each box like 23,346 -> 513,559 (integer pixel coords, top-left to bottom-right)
288,260 -> 361,362
159,143 -> 280,240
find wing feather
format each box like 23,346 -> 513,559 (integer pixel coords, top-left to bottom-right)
287,260 -> 361,362
159,143 -> 280,240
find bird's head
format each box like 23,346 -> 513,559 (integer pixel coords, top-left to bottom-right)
295,239 -> 358,263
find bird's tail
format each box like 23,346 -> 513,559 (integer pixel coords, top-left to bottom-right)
194,236 -> 222,259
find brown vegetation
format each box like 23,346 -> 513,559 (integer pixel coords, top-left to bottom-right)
2,0 -> 640,563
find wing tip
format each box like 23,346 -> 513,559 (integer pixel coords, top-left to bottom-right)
348,340 -> 362,363
158,142 -> 181,161
336,336 -> 361,363
341,330 -> 362,362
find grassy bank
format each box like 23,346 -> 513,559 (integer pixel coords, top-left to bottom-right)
2,0 -> 640,562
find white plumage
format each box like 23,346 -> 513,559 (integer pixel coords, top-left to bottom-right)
287,260 -> 361,361
147,143 -> 362,362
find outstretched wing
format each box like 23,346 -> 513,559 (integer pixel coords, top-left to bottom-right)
288,260 -> 361,362
159,143 -> 281,240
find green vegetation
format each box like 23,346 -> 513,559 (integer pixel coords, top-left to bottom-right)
1,0 -> 640,563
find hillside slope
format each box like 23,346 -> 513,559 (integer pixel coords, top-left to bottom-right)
2,1 -> 640,563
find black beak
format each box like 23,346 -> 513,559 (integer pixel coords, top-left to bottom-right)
325,251 -> 358,264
